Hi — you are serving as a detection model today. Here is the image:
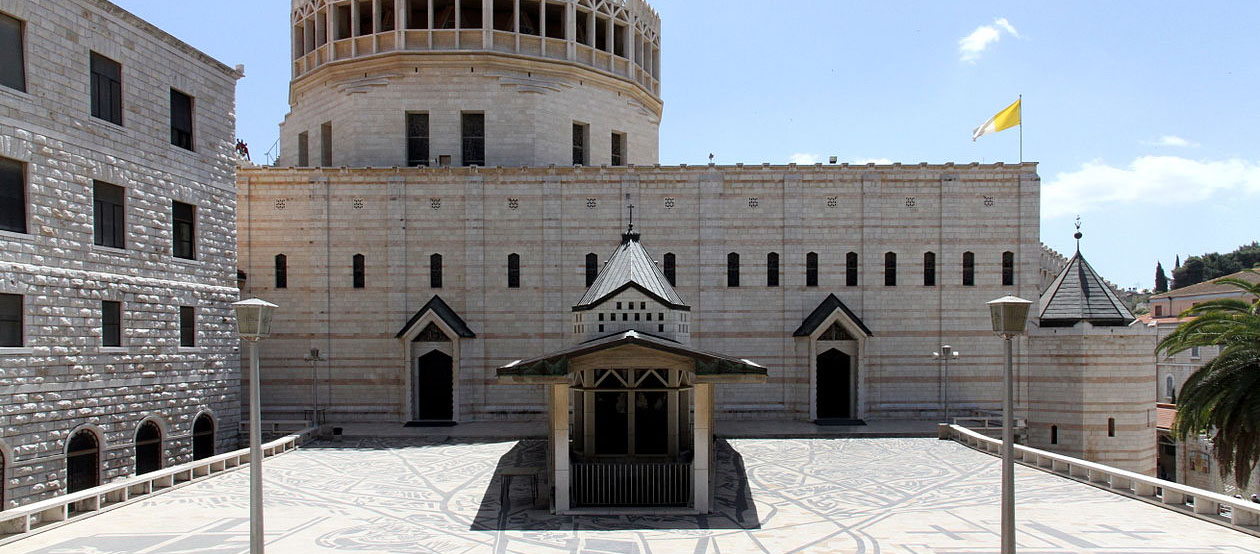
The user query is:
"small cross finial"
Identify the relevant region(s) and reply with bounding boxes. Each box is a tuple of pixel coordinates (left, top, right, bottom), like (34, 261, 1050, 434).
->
(627, 202, 635, 233)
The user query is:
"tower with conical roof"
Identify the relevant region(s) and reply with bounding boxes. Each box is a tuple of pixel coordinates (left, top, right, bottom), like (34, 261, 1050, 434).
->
(1026, 227, 1156, 475)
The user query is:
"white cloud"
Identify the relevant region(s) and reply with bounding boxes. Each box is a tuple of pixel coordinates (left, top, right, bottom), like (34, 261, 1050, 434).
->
(1043, 156, 1260, 218)
(1154, 135, 1196, 147)
(789, 153, 820, 164)
(959, 18, 1020, 63)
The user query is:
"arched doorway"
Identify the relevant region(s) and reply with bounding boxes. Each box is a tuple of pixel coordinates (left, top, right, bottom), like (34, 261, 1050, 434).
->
(816, 348, 852, 420)
(135, 421, 162, 475)
(192, 414, 215, 460)
(66, 430, 100, 493)
(415, 350, 454, 421)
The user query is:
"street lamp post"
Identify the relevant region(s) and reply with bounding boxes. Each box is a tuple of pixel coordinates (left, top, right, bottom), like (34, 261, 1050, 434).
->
(932, 345, 960, 423)
(987, 295, 1032, 554)
(233, 298, 278, 554)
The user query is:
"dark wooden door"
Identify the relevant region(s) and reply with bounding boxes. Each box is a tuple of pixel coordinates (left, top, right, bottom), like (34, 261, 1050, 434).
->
(192, 414, 214, 460)
(416, 350, 454, 421)
(816, 349, 852, 419)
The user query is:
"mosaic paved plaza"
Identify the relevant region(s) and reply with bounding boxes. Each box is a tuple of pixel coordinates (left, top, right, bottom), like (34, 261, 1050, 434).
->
(9, 437, 1260, 553)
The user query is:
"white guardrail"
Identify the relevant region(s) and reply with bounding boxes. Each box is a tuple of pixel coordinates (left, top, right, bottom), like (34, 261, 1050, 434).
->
(941, 424, 1260, 537)
(0, 427, 318, 544)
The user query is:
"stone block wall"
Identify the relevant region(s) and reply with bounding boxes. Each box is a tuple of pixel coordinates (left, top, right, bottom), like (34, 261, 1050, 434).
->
(238, 162, 1042, 426)
(0, 0, 241, 507)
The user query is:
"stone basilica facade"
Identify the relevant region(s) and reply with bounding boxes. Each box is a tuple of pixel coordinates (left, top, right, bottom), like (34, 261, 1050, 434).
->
(239, 0, 1157, 491)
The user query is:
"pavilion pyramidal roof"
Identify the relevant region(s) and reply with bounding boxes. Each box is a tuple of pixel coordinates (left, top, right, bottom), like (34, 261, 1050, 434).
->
(1039, 249, 1135, 325)
(574, 230, 687, 311)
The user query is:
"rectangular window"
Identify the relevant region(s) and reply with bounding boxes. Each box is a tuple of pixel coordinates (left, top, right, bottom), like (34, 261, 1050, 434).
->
(611, 132, 625, 166)
(766, 253, 779, 287)
(275, 254, 288, 288)
(462, 112, 485, 166)
(172, 201, 196, 260)
(102, 300, 121, 347)
(320, 121, 333, 166)
(0, 12, 25, 92)
(572, 123, 587, 165)
(846, 252, 858, 287)
(963, 252, 975, 286)
(352, 254, 365, 288)
(0, 293, 20, 346)
(806, 252, 818, 287)
(93, 181, 125, 249)
(0, 156, 25, 233)
(430, 253, 443, 288)
(406, 113, 430, 166)
(297, 132, 310, 166)
(179, 306, 195, 347)
(90, 52, 123, 125)
(884, 252, 897, 286)
(924, 252, 936, 287)
(507, 253, 520, 288)
(727, 253, 740, 287)
(170, 89, 194, 150)
(1002, 251, 1015, 286)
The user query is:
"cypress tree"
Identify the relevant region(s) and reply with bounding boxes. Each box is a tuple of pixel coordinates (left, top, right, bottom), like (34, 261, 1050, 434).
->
(1154, 262, 1168, 293)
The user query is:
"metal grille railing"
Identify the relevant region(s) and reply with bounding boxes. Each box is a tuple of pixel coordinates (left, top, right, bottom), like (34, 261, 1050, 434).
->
(572, 462, 692, 507)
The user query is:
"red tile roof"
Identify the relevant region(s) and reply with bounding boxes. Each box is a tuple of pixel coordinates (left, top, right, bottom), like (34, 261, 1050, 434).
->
(1156, 403, 1177, 430)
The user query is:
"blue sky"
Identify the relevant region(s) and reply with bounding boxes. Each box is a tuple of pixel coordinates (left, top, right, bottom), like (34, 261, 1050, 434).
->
(114, 0, 1259, 290)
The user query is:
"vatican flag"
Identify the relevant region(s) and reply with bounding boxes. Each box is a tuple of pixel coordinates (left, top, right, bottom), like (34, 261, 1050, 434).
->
(972, 98, 1021, 141)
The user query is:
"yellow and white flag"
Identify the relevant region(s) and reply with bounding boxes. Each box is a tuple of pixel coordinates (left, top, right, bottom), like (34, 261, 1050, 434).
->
(972, 98, 1021, 141)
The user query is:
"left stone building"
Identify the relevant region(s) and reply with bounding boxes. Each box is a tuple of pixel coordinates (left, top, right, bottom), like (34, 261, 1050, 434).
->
(0, 0, 243, 507)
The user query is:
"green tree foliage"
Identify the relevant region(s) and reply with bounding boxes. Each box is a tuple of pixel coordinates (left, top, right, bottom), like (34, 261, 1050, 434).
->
(1157, 270, 1260, 488)
(1154, 262, 1168, 293)
(1171, 242, 1260, 289)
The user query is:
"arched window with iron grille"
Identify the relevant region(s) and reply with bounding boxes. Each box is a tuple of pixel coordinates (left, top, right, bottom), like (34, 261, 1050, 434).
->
(135, 421, 162, 475)
(66, 430, 100, 493)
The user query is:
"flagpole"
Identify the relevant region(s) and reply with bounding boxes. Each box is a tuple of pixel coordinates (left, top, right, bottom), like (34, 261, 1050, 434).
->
(1018, 94, 1023, 164)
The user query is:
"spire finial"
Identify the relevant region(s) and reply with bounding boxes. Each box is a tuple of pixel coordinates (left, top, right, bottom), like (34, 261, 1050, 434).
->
(1073, 216, 1083, 252)
(627, 201, 635, 233)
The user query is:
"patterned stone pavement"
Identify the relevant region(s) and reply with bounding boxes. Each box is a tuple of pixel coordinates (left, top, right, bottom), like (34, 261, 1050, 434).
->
(9, 437, 1260, 553)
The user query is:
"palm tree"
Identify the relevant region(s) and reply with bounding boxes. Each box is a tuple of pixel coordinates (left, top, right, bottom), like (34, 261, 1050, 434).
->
(1156, 269, 1260, 488)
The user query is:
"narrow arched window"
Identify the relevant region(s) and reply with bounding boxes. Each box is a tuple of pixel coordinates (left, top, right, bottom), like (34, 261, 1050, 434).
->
(806, 252, 818, 287)
(192, 414, 215, 460)
(1050, 425, 1059, 445)
(430, 253, 443, 288)
(962, 251, 975, 286)
(924, 252, 936, 286)
(135, 421, 162, 475)
(508, 253, 520, 288)
(1002, 251, 1015, 286)
(1108, 418, 1116, 437)
(766, 252, 779, 287)
(727, 252, 740, 287)
(663, 253, 676, 286)
(846, 252, 858, 286)
(66, 430, 101, 493)
(586, 253, 598, 287)
(352, 253, 365, 288)
(274, 254, 287, 289)
(884, 252, 897, 286)
(1165, 375, 1175, 402)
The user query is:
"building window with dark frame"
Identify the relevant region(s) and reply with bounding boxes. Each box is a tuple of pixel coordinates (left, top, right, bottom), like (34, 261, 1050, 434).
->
(611, 132, 625, 166)
(1107, 417, 1116, 437)
(406, 112, 430, 166)
(430, 253, 443, 288)
(275, 254, 288, 289)
(170, 89, 194, 150)
(1050, 425, 1058, 444)
(352, 254, 365, 288)
(0, 293, 20, 347)
(102, 300, 121, 347)
(884, 252, 897, 286)
(572, 122, 588, 165)
(923, 251, 936, 286)
(90, 52, 123, 126)
(586, 253, 598, 287)
(963, 251, 975, 286)
(0, 12, 25, 93)
(727, 252, 740, 287)
(0, 156, 25, 234)
(806, 252, 818, 287)
(663, 252, 676, 286)
(297, 131, 309, 166)
(320, 121, 332, 166)
(846, 251, 858, 286)
(507, 253, 520, 288)
(462, 112, 485, 167)
(179, 306, 195, 347)
(93, 181, 125, 249)
(766, 252, 779, 287)
(172, 201, 195, 260)
(1002, 251, 1015, 286)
